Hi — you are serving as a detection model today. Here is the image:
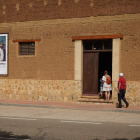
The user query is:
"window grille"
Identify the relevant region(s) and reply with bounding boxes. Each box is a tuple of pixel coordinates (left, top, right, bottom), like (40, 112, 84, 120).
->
(19, 42, 35, 55)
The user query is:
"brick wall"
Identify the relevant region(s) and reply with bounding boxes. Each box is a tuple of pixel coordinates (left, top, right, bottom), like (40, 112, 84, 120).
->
(0, 14, 140, 80)
(0, 0, 140, 23)
(0, 1, 140, 103)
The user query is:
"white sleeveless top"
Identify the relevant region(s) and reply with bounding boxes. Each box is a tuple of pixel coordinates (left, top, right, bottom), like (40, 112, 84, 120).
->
(102, 75, 112, 91)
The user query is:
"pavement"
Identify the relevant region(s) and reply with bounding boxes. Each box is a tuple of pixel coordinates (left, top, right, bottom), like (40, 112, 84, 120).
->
(0, 99, 140, 125)
(0, 99, 140, 113)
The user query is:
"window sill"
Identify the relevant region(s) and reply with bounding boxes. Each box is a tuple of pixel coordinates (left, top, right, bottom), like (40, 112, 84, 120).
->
(17, 55, 36, 57)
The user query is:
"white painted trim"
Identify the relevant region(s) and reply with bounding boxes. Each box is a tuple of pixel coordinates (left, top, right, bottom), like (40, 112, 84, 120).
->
(112, 38, 120, 82)
(74, 40, 83, 81)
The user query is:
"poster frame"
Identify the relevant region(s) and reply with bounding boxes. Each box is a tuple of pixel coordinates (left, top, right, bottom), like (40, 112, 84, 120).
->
(0, 33, 8, 76)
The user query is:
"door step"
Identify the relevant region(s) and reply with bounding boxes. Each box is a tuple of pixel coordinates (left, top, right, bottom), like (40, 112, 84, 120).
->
(77, 96, 113, 104)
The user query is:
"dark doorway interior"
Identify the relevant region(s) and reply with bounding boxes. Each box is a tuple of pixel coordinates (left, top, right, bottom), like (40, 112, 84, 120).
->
(98, 52, 112, 93)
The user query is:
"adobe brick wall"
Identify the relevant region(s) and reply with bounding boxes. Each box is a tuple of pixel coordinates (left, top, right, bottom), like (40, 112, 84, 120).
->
(0, 14, 140, 80)
(0, 0, 140, 23)
(0, 0, 140, 81)
(0, 5, 140, 103)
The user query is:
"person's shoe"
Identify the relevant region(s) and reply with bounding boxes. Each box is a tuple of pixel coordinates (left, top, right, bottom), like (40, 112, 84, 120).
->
(126, 103, 129, 108)
(116, 106, 122, 108)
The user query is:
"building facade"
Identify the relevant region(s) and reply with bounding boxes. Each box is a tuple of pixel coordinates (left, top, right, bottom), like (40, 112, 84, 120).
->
(0, 0, 140, 105)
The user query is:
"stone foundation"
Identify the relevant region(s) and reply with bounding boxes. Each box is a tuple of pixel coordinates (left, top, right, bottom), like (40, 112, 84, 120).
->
(112, 81, 140, 105)
(0, 79, 140, 105)
(0, 79, 82, 102)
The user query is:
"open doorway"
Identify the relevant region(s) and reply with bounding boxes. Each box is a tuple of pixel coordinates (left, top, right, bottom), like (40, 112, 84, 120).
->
(98, 52, 112, 94)
(83, 39, 112, 96)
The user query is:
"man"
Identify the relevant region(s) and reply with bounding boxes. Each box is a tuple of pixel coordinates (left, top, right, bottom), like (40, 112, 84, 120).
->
(117, 73, 129, 108)
(0, 43, 4, 61)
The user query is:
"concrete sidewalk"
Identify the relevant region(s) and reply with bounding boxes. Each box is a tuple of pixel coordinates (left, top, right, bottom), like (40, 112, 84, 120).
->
(0, 99, 140, 112)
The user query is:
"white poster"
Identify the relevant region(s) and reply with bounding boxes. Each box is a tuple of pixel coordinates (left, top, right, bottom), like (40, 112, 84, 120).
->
(0, 34, 8, 75)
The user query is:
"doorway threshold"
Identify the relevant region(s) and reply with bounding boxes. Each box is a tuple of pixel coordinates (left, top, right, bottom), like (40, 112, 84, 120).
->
(81, 95, 99, 99)
(78, 95, 113, 104)
(82, 94, 99, 96)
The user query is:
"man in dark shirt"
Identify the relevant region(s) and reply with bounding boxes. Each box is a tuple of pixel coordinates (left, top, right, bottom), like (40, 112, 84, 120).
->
(117, 73, 129, 108)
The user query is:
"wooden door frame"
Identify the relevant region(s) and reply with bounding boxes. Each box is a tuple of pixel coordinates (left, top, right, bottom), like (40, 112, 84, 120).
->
(74, 37, 121, 98)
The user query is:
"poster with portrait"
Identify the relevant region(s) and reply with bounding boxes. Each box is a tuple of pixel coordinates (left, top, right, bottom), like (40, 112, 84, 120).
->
(0, 34, 8, 75)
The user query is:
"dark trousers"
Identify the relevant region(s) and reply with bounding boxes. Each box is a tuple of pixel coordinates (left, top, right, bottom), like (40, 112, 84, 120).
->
(118, 89, 129, 107)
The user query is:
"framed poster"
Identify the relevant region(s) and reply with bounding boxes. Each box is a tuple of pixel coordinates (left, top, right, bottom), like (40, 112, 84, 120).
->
(0, 34, 8, 75)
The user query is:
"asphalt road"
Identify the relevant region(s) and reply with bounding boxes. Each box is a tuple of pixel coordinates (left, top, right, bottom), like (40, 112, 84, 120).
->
(0, 117, 140, 140)
(0, 105, 140, 140)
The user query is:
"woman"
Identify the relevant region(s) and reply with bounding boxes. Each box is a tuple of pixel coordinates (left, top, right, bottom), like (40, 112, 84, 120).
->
(102, 70, 112, 101)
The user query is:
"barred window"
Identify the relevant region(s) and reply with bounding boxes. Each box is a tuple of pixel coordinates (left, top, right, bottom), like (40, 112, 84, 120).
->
(19, 42, 35, 55)
(83, 39, 112, 51)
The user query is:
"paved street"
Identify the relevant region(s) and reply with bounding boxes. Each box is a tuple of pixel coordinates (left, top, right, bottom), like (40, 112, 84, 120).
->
(0, 103, 140, 140)
(0, 117, 140, 140)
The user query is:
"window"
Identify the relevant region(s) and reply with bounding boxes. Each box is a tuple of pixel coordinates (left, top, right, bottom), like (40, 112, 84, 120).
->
(83, 39, 112, 51)
(104, 40, 112, 50)
(19, 42, 35, 55)
(93, 41, 103, 50)
(83, 42, 92, 50)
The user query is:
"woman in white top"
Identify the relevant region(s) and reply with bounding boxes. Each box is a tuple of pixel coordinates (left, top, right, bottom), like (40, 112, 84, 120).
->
(102, 70, 112, 101)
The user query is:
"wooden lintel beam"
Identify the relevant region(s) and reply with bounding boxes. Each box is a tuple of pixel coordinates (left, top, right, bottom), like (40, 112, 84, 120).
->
(13, 39, 41, 43)
(72, 34, 123, 41)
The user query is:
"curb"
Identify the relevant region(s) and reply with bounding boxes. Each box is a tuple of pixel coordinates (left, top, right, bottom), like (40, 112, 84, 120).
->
(1, 103, 140, 114)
